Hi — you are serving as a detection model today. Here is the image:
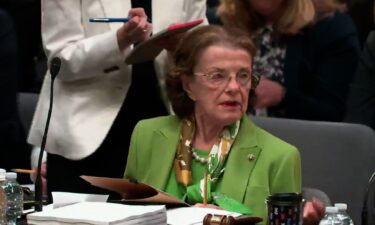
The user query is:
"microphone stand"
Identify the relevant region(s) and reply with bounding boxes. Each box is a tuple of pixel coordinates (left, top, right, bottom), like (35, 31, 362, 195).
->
(34, 57, 61, 212)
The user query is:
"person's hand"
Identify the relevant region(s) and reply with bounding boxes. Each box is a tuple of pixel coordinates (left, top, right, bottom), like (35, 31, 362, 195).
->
(303, 199, 325, 225)
(255, 78, 285, 108)
(31, 162, 48, 197)
(40, 162, 47, 197)
(117, 8, 152, 52)
(194, 203, 222, 210)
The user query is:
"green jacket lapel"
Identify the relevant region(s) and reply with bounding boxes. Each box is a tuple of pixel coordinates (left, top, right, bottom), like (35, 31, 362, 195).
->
(220, 116, 262, 202)
(145, 117, 181, 190)
(143, 115, 262, 202)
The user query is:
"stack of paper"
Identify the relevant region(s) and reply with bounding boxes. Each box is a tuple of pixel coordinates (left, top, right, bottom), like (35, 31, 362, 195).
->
(27, 202, 167, 225)
(51, 192, 109, 208)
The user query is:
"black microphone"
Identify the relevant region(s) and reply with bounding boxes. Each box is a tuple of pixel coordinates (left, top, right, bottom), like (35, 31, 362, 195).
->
(35, 57, 61, 211)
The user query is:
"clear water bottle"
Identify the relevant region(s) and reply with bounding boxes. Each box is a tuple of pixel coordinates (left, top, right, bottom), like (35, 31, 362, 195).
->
(4, 172, 23, 225)
(335, 203, 354, 225)
(0, 169, 7, 225)
(319, 206, 343, 225)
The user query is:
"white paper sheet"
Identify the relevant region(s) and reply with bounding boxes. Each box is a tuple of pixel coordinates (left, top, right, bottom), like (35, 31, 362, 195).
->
(51, 192, 108, 208)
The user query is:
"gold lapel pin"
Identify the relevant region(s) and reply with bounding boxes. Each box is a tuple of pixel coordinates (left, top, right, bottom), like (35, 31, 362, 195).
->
(247, 154, 256, 161)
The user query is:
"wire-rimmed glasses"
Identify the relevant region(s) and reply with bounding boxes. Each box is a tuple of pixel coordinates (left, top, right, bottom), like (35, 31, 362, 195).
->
(194, 69, 260, 89)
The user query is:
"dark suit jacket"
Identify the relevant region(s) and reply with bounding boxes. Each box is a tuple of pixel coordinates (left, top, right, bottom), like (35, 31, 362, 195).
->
(0, 9, 31, 183)
(280, 12, 360, 121)
(345, 31, 375, 129)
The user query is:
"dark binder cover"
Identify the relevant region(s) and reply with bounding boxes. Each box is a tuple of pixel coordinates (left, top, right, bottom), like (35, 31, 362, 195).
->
(125, 19, 204, 64)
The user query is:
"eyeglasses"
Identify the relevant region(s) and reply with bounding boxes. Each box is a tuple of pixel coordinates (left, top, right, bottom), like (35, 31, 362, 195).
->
(194, 69, 259, 88)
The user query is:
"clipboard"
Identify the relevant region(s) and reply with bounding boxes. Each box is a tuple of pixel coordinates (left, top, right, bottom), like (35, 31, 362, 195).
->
(125, 19, 204, 64)
(81, 175, 189, 206)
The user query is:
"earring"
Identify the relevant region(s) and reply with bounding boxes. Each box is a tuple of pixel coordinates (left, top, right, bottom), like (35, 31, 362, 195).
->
(251, 74, 260, 89)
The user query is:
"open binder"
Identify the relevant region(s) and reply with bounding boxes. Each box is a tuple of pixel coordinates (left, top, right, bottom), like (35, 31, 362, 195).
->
(81, 176, 263, 225)
(125, 19, 204, 64)
(81, 175, 189, 206)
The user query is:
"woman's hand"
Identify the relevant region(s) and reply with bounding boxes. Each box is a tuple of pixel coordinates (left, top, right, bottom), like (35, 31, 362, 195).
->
(117, 8, 152, 52)
(255, 78, 285, 108)
(303, 199, 325, 225)
(31, 162, 48, 197)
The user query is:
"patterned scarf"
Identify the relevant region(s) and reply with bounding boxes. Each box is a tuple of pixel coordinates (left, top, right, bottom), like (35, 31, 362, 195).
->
(174, 116, 252, 214)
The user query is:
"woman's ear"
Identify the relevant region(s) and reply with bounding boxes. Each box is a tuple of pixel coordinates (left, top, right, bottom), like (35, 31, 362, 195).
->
(181, 75, 196, 101)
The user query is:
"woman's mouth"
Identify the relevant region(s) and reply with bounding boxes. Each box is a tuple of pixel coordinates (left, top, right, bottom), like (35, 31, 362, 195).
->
(221, 101, 241, 107)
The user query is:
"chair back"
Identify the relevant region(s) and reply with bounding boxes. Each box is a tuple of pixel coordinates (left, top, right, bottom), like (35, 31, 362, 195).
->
(252, 116, 375, 224)
(17, 92, 39, 133)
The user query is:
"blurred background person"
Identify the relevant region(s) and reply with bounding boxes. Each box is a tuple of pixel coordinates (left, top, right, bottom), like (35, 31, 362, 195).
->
(218, 0, 360, 121)
(346, 0, 375, 46)
(0, 8, 31, 184)
(27, 0, 207, 198)
(345, 12, 375, 129)
(0, 0, 45, 93)
(206, 0, 220, 24)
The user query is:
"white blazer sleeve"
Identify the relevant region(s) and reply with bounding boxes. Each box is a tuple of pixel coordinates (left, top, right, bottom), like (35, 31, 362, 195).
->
(184, 0, 209, 25)
(42, 0, 129, 82)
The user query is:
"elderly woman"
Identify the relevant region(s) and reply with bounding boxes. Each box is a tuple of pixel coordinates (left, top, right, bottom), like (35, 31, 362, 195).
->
(218, 0, 359, 121)
(124, 25, 301, 223)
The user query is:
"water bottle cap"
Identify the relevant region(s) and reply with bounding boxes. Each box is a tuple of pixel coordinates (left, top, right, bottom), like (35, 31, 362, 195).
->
(334, 203, 347, 210)
(0, 169, 6, 179)
(325, 206, 339, 213)
(5, 172, 17, 179)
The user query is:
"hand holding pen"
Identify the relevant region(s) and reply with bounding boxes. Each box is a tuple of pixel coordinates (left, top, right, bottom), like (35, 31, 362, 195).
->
(100, 8, 152, 52)
(125, 8, 153, 42)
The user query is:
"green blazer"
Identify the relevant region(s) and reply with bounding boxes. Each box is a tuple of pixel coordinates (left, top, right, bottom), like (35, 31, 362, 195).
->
(124, 115, 301, 223)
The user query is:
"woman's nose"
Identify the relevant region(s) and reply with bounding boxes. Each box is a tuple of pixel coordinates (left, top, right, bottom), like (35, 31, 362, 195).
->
(225, 76, 241, 91)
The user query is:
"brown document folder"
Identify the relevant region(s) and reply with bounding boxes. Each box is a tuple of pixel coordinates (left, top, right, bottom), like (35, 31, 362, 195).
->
(81, 175, 189, 206)
(125, 19, 204, 64)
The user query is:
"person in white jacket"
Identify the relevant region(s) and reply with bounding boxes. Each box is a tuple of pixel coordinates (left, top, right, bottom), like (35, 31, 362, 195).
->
(28, 0, 207, 197)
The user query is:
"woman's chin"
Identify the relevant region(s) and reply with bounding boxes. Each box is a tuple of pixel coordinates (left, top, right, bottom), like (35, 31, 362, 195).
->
(217, 113, 243, 125)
